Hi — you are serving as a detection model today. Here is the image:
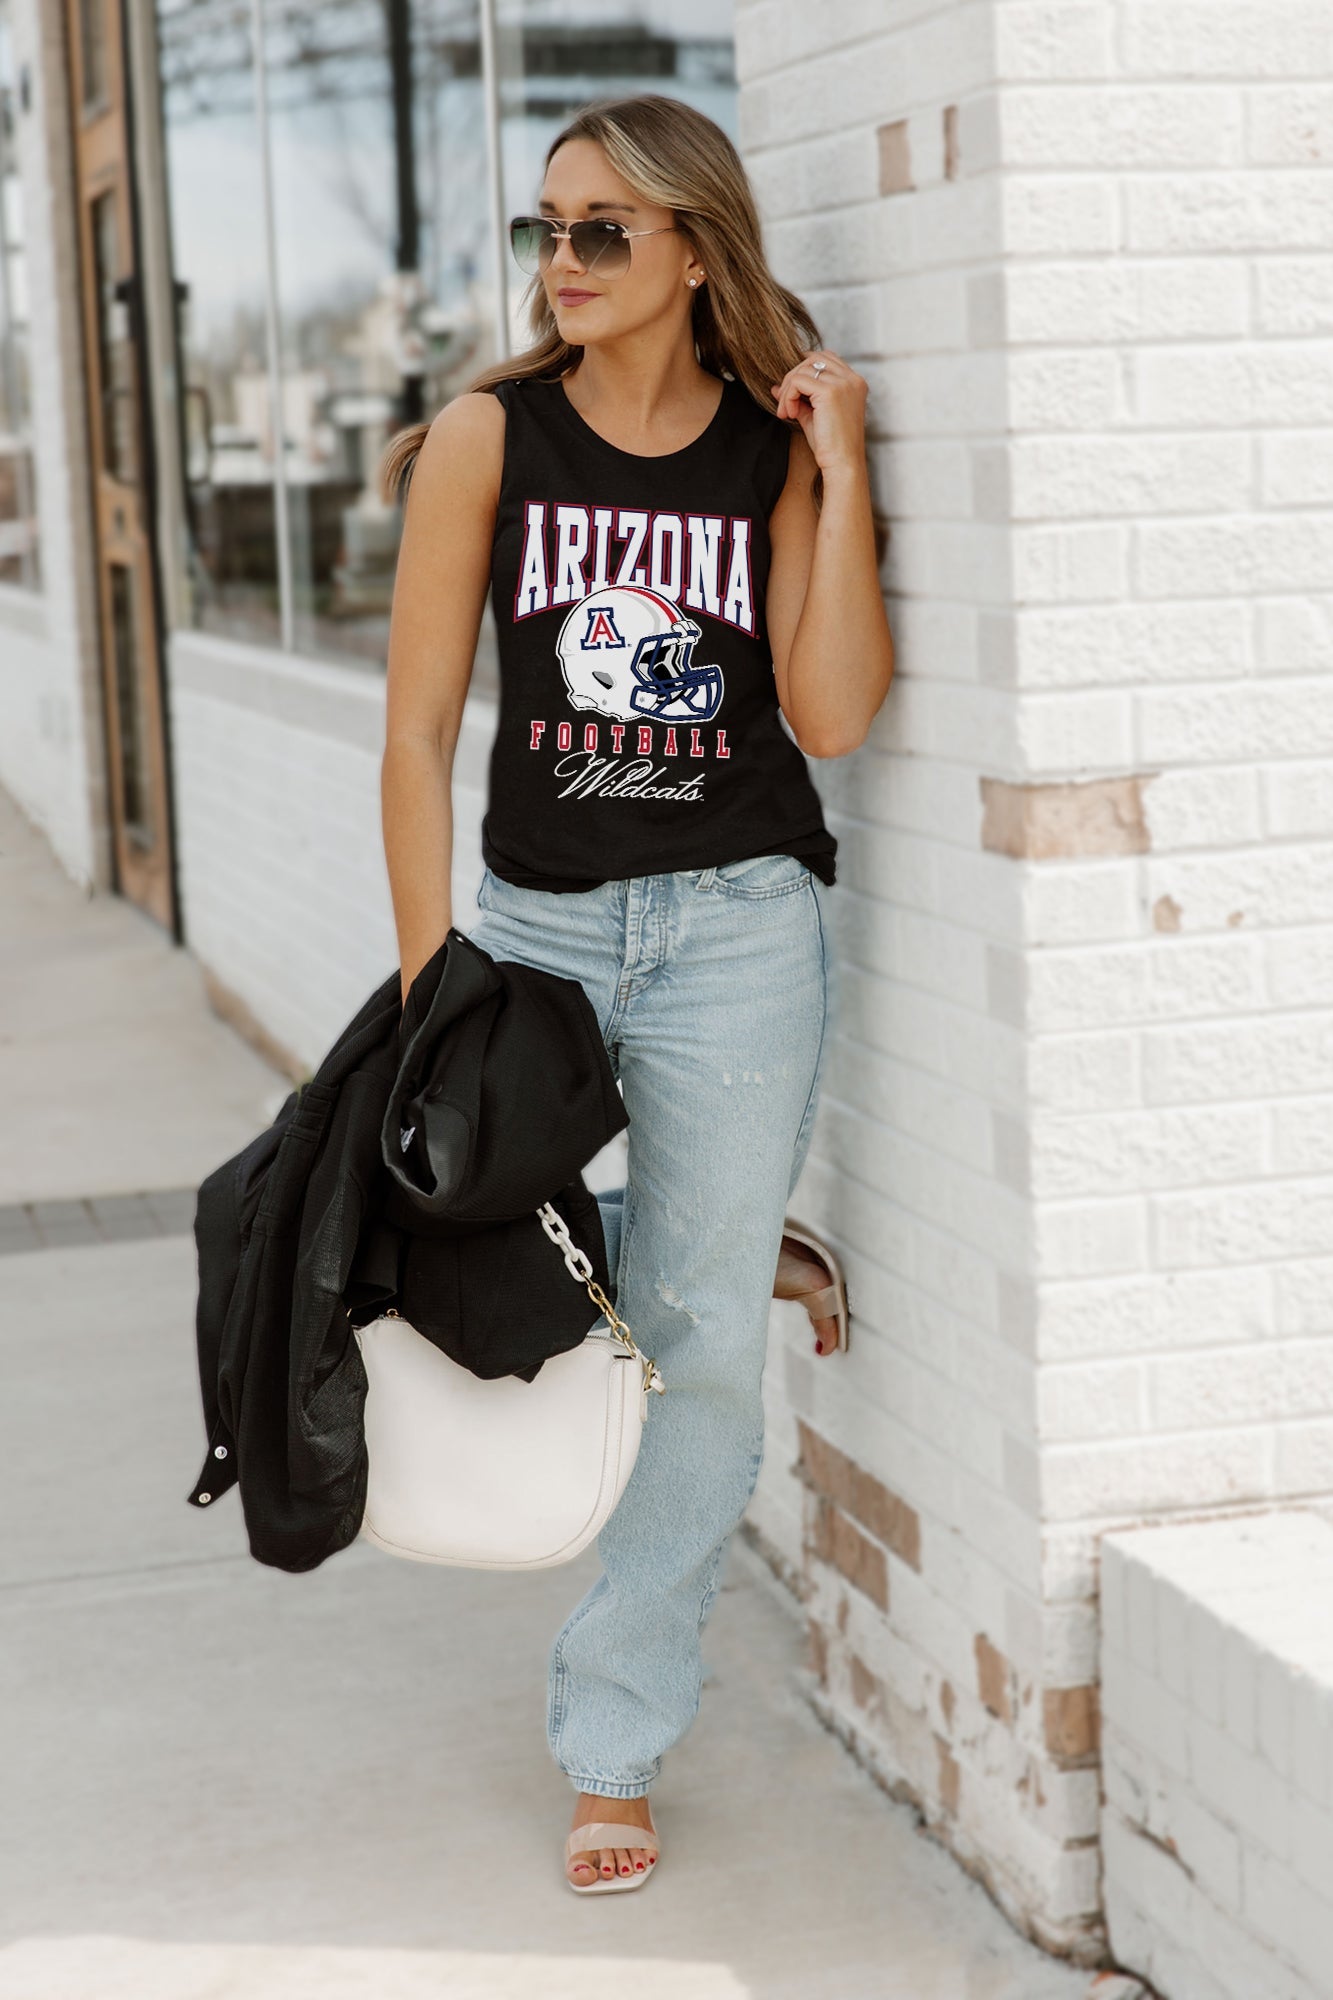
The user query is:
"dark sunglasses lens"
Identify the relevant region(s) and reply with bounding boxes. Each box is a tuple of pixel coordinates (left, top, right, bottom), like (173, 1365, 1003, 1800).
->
(571, 219, 630, 275)
(509, 218, 552, 274)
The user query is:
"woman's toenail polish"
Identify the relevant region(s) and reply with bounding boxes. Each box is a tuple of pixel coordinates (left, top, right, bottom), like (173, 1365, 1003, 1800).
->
(815, 1340, 823, 1352)
(635, 1862, 645, 1870)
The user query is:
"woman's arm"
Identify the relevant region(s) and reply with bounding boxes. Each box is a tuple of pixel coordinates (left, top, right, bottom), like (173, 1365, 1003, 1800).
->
(764, 351, 894, 759)
(382, 390, 505, 1006)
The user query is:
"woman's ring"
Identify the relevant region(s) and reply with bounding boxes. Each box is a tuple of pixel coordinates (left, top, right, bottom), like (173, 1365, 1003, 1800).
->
(811, 359, 826, 376)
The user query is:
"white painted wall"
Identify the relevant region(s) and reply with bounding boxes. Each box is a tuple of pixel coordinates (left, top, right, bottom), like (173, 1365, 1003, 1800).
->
(0, 0, 109, 888)
(167, 632, 493, 1070)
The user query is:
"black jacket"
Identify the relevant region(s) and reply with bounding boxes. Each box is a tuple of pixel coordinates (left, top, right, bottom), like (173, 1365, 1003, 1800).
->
(186, 924, 630, 1573)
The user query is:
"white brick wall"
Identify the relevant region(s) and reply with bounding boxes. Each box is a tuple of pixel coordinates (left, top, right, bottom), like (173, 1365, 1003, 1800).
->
(168, 631, 493, 1071)
(738, 0, 1333, 1964)
(1020, 0, 1333, 1740)
(739, 0, 1087, 1948)
(1101, 1512, 1333, 2000)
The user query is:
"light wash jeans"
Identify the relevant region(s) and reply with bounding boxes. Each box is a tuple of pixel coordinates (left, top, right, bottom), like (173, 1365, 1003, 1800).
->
(467, 850, 838, 1797)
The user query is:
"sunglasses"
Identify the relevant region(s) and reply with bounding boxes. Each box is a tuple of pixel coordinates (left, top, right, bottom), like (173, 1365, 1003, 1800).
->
(508, 215, 679, 280)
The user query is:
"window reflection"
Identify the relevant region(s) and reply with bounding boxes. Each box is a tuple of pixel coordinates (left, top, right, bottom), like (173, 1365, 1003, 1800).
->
(154, 0, 734, 668)
(262, 0, 494, 662)
(91, 190, 138, 484)
(0, 0, 39, 591)
(493, 0, 736, 350)
(78, 0, 111, 112)
(158, 0, 276, 644)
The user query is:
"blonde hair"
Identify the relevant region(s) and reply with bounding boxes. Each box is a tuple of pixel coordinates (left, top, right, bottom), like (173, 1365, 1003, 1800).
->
(380, 92, 832, 516)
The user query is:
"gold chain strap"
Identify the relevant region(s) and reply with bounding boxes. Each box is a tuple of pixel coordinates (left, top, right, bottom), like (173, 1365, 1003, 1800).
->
(536, 1201, 666, 1402)
(347, 1201, 666, 1406)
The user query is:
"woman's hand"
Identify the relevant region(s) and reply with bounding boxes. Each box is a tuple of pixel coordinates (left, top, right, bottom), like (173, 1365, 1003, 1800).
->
(769, 350, 869, 479)
(764, 348, 893, 756)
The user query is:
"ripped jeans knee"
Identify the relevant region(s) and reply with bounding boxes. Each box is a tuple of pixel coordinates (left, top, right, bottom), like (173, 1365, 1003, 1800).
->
(654, 1272, 701, 1326)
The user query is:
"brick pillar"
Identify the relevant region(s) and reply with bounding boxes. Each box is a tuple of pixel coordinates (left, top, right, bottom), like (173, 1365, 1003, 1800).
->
(737, 0, 1333, 1963)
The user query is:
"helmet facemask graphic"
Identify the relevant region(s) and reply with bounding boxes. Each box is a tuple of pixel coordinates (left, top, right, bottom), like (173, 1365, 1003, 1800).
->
(629, 618, 717, 719)
(557, 585, 725, 725)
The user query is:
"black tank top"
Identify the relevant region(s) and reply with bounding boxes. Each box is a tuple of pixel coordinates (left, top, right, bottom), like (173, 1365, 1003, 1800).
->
(479, 369, 838, 893)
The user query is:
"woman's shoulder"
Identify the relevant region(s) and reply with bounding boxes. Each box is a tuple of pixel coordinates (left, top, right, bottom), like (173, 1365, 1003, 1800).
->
(409, 390, 507, 508)
(425, 374, 561, 432)
(427, 386, 509, 438)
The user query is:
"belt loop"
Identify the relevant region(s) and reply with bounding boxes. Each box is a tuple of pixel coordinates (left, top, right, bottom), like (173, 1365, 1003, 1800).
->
(696, 866, 717, 891)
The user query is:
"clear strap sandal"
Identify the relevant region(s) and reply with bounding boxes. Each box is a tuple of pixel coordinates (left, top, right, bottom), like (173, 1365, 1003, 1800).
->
(565, 1818, 660, 1894)
(780, 1215, 852, 1354)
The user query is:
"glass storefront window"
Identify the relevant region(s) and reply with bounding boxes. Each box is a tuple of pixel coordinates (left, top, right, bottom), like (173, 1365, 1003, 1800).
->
(157, 0, 275, 646)
(493, 0, 736, 353)
(0, 0, 40, 592)
(262, 0, 494, 663)
(154, 0, 734, 670)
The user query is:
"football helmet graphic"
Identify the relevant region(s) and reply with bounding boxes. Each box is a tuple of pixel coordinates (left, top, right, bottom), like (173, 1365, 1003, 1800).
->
(556, 584, 724, 724)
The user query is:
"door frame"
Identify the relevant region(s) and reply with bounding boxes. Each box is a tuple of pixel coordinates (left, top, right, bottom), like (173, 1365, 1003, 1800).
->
(64, 0, 181, 940)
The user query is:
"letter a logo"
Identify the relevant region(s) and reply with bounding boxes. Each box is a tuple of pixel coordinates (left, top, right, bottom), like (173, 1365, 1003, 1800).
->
(581, 604, 625, 650)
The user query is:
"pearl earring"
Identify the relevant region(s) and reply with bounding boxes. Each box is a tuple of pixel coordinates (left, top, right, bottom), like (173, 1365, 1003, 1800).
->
(688, 278, 697, 287)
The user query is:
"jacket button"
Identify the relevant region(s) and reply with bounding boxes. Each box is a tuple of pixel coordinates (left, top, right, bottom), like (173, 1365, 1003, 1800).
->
(198, 1492, 212, 1503)
(214, 1445, 228, 1458)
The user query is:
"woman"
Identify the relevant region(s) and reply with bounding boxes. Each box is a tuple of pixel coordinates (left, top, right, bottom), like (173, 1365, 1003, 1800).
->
(378, 92, 893, 1893)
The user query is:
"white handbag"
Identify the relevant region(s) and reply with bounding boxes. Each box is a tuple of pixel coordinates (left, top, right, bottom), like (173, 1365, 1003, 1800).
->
(352, 1198, 666, 1568)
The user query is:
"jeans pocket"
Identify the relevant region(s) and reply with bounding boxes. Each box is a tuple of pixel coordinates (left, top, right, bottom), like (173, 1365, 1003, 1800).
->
(709, 852, 812, 900)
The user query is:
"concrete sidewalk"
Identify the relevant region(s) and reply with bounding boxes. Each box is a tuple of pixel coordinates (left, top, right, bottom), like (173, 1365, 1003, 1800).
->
(0, 788, 1088, 2000)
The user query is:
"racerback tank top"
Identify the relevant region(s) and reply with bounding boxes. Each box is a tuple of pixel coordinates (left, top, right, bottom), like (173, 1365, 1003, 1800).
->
(479, 368, 838, 893)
